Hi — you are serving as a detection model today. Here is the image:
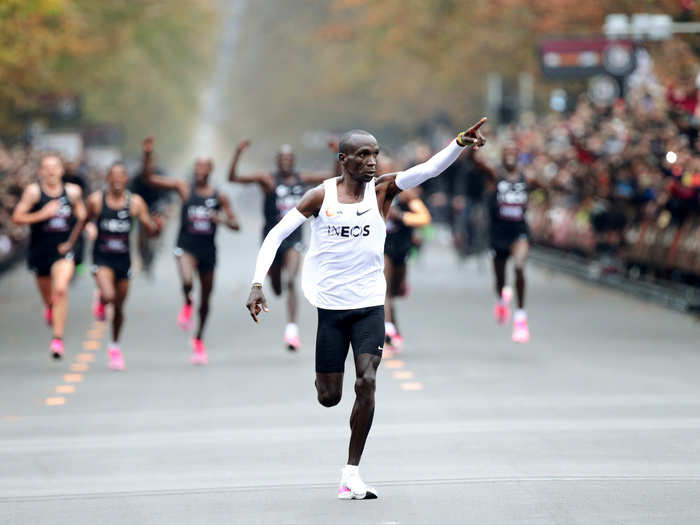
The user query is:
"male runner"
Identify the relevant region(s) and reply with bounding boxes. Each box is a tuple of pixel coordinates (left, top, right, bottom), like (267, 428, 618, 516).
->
(246, 119, 487, 499)
(12, 154, 87, 358)
(229, 140, 338, 351)
(473, 142, 533, 342)
(383, 186, 431, 352)
(85, 162, 161, 370)
(144, 137, 240, 364)
(129, 141, 170, 277)
(377, 155, 431, 352)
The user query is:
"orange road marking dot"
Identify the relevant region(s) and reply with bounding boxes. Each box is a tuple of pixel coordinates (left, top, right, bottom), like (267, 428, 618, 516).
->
(400, 382, 424, 391)
(63, 374, 83, 383)
(56, 385, 76, 394)
(87, 331, 102, 339)
(393, 370, 414, 380)
(83, 341, 100, 350)
(70, 363, 89, 372)
(385, 360, 404, 369)
(45, 397, 66, 406)
(77, 353, 95, 363)
(2, 415, 23, 422)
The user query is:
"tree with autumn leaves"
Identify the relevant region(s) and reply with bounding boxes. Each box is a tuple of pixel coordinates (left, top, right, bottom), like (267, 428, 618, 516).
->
(0, 0, 217, 156)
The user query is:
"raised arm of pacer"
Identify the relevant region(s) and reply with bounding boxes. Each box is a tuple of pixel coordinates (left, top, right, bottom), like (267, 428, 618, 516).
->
(228, 139, 275, 192)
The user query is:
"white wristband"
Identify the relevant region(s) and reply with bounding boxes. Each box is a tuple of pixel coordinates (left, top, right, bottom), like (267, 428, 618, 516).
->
(252, 208, 308, 284)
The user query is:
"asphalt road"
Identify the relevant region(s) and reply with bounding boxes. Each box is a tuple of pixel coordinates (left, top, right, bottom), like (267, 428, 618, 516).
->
(1, 213, 699, 525)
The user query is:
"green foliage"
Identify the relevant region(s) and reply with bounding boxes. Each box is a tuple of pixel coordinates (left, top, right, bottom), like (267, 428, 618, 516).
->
(0, 0, 218, 158)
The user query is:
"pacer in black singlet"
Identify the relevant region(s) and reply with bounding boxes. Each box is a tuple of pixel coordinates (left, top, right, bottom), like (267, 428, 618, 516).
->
(489, 170, 529, 259)
(144, 139, 239, 362)
(473, 142, 533, 342)
(377, 155, 431, 352)
(12, 154, 87, 359)
(84, 161, 160, 370)
(381, 160, 431, 352)
(28, 185, 77, 275)
(228, 140, 338, 351)
(263, 171, 305, 267)
(175, 185, 222, 273)
(93, 191, 133, 281)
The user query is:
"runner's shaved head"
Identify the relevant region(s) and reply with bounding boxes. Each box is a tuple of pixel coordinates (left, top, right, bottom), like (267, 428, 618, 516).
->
(339, 130, 377, 155)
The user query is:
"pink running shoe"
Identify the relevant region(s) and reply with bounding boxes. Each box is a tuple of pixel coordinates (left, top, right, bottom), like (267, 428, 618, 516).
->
(93, 297, 106, 322)
(494, 302, 510, 324)
(512, 317, 530, 343)
(108, 345, 125, 371)
(44, 305, 53, 327)
(285, 333, 301, 352)
(389, 333, 404, 353)
(191, 338, 207, 365)
(177, 304, 193, 332)
(50, 338, 64, 359)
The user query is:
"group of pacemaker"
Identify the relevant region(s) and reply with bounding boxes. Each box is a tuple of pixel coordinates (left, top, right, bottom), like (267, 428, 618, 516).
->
(11, 133, 532, 369)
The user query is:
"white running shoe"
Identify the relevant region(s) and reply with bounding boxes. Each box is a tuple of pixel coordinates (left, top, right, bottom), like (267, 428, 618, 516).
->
(338, 471, 378, 500)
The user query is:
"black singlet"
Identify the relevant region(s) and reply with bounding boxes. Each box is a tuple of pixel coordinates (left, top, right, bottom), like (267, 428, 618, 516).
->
(176, 186, 221, 259)
(29, 185, 76, 256)
(385, 197, 414, 259)
(489, 171, 528, 238)
(262, 172, 305, 244)
(94, 192, 132, 259)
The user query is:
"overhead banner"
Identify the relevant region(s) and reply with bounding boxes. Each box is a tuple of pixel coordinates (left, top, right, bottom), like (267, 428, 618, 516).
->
(539, 38, 637, 79)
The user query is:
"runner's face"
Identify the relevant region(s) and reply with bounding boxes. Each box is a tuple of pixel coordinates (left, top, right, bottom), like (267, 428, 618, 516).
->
(342, 137, 379, 183)
(107, 165, 128, 193)
(194, 159, 212, 184)
(277, 153, 295, 173)
(40, 156, 64, 184)
(503, 145, 518, 170)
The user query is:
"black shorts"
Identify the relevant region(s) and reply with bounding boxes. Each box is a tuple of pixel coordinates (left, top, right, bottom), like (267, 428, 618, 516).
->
(491, 223, 529, 259)
(384, 240, 412, 266)
(92, 254, 132, 281)
(174, 246, 216, 273)
(28, 249, 74, 277)
(315, 305, 385, 373)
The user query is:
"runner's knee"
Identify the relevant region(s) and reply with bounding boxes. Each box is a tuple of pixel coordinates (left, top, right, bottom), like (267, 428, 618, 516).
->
(52, 284, 68, 301)
(354, 374, 376, 401)
(317, 389, 341, 407)
(316, 380, 342, 407)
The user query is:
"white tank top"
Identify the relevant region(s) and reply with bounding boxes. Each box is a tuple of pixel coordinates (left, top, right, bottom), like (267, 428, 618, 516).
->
(302, 177, 386, 310)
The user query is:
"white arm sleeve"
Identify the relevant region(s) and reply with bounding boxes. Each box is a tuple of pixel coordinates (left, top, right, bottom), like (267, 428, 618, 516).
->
(395, 139, 464, 191)
(252, 207, 308, 284)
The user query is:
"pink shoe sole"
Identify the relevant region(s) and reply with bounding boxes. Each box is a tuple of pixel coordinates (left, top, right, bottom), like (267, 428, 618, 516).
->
(285, 335, 301, 352)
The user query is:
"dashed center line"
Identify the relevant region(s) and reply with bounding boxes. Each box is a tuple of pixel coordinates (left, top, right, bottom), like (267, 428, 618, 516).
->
(45, 321, 104, 406)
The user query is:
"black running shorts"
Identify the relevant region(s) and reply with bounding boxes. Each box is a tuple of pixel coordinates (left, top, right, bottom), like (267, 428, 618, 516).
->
(174, 246, 216, 274)
(315, 305, 385, 373)
(28, 249, 74, 277)
(92, 254, 132, 281)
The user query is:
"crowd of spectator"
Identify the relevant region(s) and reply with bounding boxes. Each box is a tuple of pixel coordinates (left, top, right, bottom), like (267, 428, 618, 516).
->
(414, 67, 699, 282)
(0, 143, 36, 269)
(513, 79, 698, 270)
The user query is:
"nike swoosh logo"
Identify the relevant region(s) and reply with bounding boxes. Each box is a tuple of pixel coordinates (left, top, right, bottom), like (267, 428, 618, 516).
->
(357, 209, 370, 216)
